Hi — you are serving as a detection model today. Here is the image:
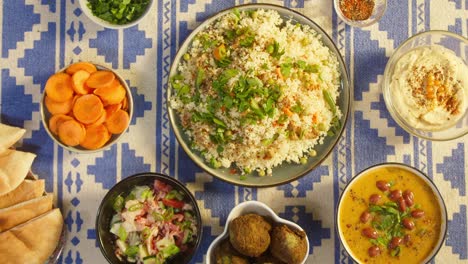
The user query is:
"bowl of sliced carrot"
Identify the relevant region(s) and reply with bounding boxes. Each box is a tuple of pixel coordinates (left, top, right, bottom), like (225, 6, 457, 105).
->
(41, 62, 133, 152)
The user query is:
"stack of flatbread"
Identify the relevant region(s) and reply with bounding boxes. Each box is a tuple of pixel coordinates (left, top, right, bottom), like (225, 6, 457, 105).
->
(0, 123, 64, 264)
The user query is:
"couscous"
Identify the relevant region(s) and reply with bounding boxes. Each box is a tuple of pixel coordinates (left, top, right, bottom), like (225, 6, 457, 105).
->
(170, 9, 342, 176)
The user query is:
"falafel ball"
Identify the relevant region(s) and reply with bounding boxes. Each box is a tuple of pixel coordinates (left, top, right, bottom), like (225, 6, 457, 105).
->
(229, 214, 272, 257)
(215, 239, 250, 264)
(270, 225, 307, 264)
(254, 254, 286, 264)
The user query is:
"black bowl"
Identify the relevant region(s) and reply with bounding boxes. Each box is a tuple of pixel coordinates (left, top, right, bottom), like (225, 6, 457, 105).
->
(95, 172, 203, 264)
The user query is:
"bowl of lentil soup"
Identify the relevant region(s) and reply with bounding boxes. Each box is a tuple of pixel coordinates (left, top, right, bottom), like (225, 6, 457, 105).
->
(336, 163, 447, 263)
(333, 0, 387, 28)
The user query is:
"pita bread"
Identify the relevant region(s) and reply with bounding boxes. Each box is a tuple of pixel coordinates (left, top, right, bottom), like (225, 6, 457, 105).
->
(0, 123, 26, 153)
(0, 149, 36, 195)
(0, 208, 63, 264)
(0, 193, 53, 232)
(0, 179, 45, 209)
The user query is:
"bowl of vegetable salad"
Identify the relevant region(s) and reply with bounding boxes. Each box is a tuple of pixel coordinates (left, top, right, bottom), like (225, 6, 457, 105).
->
(96, 172, 202, 264)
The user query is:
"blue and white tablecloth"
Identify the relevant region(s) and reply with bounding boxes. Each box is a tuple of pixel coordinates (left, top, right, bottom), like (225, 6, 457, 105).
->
(0, 0, 467, 263)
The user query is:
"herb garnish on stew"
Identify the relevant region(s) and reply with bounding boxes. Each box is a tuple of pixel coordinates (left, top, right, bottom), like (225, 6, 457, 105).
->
(360, 180, 427, 258)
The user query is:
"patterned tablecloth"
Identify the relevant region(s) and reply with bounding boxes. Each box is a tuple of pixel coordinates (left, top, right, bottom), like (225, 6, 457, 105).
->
(0, 0, 467, 263)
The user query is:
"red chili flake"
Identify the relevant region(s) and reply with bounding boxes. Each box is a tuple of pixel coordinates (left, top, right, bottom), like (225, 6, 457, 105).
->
(339, 0, 375, 21)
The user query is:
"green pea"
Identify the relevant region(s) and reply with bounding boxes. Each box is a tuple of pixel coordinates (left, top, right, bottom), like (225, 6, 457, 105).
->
(258, 170, 266, 177)
(318, 123, 327, 131)
(266, 45, 274, 54)
(244, 167, 252, 174)
(300, 157, 307, 164)
(309, 149, 317, 157)
(183, 53, 190, 61)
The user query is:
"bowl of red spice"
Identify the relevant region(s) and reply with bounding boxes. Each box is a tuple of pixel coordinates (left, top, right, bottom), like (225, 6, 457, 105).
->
(334, 0, 386, 27)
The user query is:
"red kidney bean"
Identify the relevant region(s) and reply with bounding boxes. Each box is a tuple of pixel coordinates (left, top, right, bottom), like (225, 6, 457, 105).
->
(369, 194, 381, 204)
(368, 246, 381, 257)
(376, 180, 390, 191)
(411, 209, 425, 218)
(360, 211, 371, 223)
(403, 190, 414, 207)
(397, 197, 407, 212)
(362, 227, 378, 239)
(388, 237, 402, 249)
(403, 234, 411, 245)
(389, 190, 402, 201)
(402, 218, 415, 230)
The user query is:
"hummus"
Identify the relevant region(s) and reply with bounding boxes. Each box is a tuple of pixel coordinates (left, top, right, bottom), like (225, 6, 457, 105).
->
(390, 46, 468, 131)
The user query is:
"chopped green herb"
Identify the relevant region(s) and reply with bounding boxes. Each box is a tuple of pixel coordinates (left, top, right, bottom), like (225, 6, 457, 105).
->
(128, 203, 143, 212)
(87, 0, 150, 25)
(113, 195, 124, 212)
(280, 63, 293, 77)
(267, 41, 284, 59)
(239, 33, 256, 47)
(323, 89, 337, 115)
(125, 245, 139, 257)
(195, 69, 205, 89)
(390, 246, 401, 257)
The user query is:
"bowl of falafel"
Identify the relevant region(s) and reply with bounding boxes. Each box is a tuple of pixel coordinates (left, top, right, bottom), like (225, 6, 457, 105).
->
(206, 201, 309, 264)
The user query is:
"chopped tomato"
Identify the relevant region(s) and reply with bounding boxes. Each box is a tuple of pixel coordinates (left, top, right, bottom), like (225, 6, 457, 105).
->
(162, 198, 184, 208)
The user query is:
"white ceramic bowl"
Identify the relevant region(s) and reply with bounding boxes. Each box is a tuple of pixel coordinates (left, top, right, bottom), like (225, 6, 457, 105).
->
(40, 63, 133, 153)
(78, 0, 154, 29)
(206, 201, 309, 264)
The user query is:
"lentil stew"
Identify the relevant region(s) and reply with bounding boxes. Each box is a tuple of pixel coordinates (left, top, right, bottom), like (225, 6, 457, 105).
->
(337, 164, 446, 263)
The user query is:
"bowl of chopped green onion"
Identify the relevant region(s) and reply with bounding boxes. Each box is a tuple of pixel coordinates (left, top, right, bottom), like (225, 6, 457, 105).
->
(79, 0, 153, 29)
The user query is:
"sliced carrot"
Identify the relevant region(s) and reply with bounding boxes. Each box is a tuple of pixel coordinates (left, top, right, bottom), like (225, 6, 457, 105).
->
(105, 103, 122, 117)
(93, 79, 126, 105)
(105, 109, 130, 134)
(213, 44, 226, 60)
(66, 62, 97, 75)
(71, 70, 92, 95)
(45, 73, 74, 102)
(58, 119, 86, 147)
(283, 107, 293, 117)
(121, 96, 128, 111)
(85, 71, 115, 89)
(45, 95, 73, 115)
(48, 114, 73, 135)
(73, 94, 104, 124)
(80, 124, 110, 150)
(86, 110, 106, 128)
(275, 67, 284, 81)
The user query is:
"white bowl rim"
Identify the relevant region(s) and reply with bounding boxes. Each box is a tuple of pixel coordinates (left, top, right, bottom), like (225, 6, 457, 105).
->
(382, 30, 468, 141)
(78, 0, 154, 29)
(206, 200, 310, 264)
(335, 162, 448, 263)
(40, 62, 134, 153)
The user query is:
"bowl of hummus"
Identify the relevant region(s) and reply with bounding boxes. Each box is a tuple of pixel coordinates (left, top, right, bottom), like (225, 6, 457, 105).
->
(383, 30, 468, 140)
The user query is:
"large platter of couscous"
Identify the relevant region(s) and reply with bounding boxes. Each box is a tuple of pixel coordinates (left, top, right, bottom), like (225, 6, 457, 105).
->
(168, 4, 350, 186)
